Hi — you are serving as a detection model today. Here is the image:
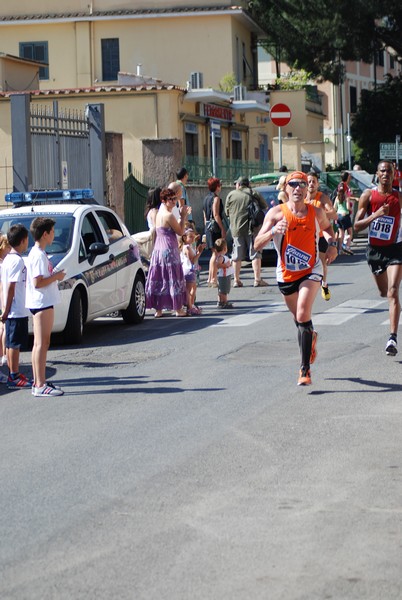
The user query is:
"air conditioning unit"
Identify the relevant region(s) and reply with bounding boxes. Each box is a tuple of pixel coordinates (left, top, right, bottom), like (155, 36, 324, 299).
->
(190, 71, 203, 89)
(233, 85, 247, 101)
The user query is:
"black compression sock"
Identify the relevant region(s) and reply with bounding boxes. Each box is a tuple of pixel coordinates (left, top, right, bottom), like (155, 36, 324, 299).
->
(297, 320, 313, 369)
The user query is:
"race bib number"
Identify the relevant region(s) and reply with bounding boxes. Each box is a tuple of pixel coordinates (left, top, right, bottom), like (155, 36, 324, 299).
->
(285, 244, 311, 272)
(369, 216, 394, 241)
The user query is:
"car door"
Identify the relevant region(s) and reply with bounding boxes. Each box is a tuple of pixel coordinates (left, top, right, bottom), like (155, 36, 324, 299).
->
(93, 208, 134, 307)
(79, 210, 117, 316)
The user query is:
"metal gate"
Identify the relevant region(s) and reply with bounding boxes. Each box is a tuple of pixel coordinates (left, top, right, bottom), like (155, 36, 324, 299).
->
(124, 173, 149, 233)
(31, 101, 90, 190)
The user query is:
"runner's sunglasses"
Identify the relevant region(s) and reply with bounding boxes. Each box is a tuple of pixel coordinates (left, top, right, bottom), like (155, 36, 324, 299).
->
(287, 180, 307, 189)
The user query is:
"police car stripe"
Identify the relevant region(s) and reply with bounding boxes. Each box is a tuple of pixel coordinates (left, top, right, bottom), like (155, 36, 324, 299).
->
(58, 248, 141, 289)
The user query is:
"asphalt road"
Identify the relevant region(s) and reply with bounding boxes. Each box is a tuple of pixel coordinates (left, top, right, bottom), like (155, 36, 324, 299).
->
(1, 241, 402, 600)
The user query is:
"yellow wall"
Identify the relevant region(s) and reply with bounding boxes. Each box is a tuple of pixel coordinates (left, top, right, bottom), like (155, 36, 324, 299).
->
(0, 1, 242, 17)
(0, 23, 82, 88)
(0, 13, 254, 90)
(0, 2, 272, 186)
(0, 59, 39, 92)
(0, 88, 185, 193)
(92, 15, 247, 88)
(0, 102, 13, 197)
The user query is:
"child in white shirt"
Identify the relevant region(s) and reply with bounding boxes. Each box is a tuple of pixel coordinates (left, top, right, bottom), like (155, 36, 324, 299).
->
(214, 238, 234, 309)
(180, 229, 205, 315)
(0, 234, 10, 369)
(25, 217, 66, 397)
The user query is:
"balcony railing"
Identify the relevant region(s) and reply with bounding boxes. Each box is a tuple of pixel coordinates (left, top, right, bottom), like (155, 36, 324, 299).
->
(184, 156, 274, 184)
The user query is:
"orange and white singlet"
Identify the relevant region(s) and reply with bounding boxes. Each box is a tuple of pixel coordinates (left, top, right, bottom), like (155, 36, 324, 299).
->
(306, 191, 324, 238)
(306, 191, 322, 208)
(275, 202, 322, 283)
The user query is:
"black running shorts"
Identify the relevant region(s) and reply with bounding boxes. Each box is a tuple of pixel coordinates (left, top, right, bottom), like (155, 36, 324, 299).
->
(278, 272, 322, 296)
(367, 243, 402, 276)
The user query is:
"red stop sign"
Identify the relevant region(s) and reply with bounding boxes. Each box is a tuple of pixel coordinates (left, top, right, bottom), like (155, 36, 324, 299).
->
(270, 103, 292, 127)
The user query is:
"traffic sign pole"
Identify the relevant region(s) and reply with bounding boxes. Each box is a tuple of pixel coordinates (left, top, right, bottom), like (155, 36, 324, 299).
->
(270, 103, 292, 169)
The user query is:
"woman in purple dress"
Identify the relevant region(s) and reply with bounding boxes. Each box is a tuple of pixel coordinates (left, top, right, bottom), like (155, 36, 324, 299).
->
(145, 187, 190, 317)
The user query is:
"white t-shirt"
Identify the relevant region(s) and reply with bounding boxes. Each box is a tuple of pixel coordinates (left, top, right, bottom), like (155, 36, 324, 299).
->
(180, 245, 194, 276)
(1, 252, 29, 318)
(25, 245, 60, 309)
(217, 254, 234, 278)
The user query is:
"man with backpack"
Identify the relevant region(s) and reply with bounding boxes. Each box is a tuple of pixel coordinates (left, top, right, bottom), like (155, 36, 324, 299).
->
(225, 176, 268, 288)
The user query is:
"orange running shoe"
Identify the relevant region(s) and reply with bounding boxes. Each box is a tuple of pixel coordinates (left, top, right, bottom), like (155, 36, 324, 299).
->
(310, 331, 318, 364)
(297, 368, 312, 386)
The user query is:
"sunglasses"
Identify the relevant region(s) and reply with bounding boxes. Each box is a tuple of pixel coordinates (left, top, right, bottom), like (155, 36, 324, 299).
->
(287, 181, 307, 189)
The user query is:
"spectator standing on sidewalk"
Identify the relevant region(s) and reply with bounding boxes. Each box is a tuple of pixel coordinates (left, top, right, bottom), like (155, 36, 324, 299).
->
(203, 177, 226, 287)
(334, 183, 354, 255)
(354, 160, 402, 356)
(214, 238, 234, 309)
(179, 228, 205, 315)
(1, 225, 30, 388)
(145, 188, 190, 318)
(25, 217, 66, 396)
(334, 170, 356, 253)
(176, 167, 193, 222)
(0, 234, 11, 367)
(225, 176, 268, 288)
(144, 187, 161, 230)
(276, 176, 287, 204)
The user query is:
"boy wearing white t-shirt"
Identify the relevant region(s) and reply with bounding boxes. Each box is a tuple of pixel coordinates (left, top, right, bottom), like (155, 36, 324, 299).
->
(26, 217, 66, 397)
(214, 238, 235, 309)
(1, 224, 30, 388)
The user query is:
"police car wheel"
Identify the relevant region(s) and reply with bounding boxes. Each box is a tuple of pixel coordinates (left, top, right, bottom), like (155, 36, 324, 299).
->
(121, 273, 146, 324)
(63, 289, 84, 344)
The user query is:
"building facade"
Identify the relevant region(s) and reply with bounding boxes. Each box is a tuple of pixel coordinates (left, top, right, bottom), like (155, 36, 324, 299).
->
(0, 0, 327, 197)
(259, 45, 402, 169)
(0, 1, 279, 192)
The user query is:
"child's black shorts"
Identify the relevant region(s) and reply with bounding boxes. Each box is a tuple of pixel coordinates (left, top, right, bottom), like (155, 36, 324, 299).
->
(5, 317, 29, 350)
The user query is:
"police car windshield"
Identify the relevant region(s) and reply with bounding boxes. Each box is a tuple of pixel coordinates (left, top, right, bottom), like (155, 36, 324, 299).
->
(0, 215, 74, 255)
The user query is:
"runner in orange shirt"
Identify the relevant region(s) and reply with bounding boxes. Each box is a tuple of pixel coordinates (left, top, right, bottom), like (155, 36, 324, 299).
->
(306, 171, 338, 301)
(254, 171, 338, 386)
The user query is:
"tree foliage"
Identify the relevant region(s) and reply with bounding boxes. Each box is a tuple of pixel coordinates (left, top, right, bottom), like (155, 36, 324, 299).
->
(219, 73, 237, 93)
(274, 69, 312, 89)
(249, 0, 402, 83)
(351, 74, 402, 170)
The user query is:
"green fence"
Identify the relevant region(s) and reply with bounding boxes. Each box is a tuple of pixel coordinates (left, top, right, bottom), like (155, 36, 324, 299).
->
(124, 173, 149, 234)
(184, 156, 274, 184)
(322, 171, 360, 195)
(323, 171, 341, 192)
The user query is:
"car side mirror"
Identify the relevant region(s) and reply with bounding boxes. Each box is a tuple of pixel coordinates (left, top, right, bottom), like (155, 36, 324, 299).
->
(89, 242, 109, 254)
(88, 242, 109, 265)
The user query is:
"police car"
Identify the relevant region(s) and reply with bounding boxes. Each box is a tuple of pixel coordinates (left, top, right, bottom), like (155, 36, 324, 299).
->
(0, 189, 146, 344)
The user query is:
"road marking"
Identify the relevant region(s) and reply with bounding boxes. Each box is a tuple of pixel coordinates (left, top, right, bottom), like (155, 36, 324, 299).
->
(212, 299, 387, 328)
(212, 303, 286, 327)
(313, 299, 386, 325)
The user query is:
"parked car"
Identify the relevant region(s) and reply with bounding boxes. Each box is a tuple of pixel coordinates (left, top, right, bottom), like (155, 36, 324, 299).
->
(253, 184, 281, 209)
(252, 184, 280, 265)
(249, 172, 283, 185)
(0, 188, 146, 344)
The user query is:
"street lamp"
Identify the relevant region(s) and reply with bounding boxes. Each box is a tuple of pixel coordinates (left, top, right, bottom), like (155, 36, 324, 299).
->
(337, 49, 345, 166)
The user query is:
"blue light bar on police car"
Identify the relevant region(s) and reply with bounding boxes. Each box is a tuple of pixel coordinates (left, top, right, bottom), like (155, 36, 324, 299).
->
(5, 188, 94, 203)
